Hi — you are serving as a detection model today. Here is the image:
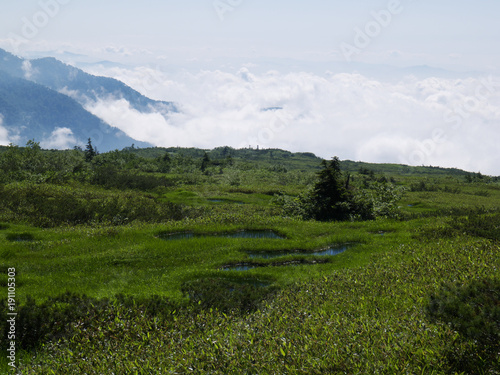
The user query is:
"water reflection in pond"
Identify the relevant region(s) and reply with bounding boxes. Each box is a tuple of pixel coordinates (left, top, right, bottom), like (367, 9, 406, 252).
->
(207, 199, 245, 204)
(222, 259, 330, 271)
(6, 233, 35, 242)
(247, 243, 353, 259)
(226, 265, 259, 271)
(222, 244, 354, 271)
(158, 230, 285, 240)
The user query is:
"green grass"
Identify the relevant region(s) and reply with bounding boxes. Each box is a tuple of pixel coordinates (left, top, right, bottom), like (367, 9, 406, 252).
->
(1, 217, 407, 303)
(1, 146, 499, 373)
(7, 235, 499, 374)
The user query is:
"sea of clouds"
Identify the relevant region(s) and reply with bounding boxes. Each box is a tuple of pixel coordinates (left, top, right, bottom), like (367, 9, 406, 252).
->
(79, 66, 500, 175)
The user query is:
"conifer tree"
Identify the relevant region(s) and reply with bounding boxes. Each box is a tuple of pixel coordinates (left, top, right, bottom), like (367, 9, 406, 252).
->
(84, 138, 96, 162)
(309, 157, 352, 221)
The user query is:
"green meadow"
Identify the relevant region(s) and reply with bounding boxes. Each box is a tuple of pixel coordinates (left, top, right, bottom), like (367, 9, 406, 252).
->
(0, 144, 499, 374)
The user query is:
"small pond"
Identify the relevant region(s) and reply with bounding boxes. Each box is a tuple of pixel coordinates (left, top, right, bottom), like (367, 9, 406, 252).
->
(207, 199, 245, 204)
(6, 233, 35, 242)
(224, 264, 258, 271)
(222, 259, 330, 271)
(246, 243, 352, 259)
(158, 230, 285, 240)
(221, 243, 355, 271)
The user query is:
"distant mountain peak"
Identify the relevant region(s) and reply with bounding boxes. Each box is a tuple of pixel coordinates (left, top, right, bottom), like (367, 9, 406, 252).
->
(0, 48, 178, 115)
(0, 48, 172, 150)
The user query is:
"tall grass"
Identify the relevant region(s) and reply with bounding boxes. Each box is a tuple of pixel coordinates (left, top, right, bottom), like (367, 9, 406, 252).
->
(11, 236, 499, 374)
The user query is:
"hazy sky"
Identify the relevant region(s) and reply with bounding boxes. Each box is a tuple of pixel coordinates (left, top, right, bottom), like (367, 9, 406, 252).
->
(2, 0, 499, 70)
(1, 1, 499, 174)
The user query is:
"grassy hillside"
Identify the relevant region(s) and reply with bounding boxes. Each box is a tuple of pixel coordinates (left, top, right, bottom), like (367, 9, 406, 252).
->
(0, 143, 499, 374)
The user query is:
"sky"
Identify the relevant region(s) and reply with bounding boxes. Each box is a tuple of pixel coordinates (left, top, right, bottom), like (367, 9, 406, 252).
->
(1, 0, 499, 174)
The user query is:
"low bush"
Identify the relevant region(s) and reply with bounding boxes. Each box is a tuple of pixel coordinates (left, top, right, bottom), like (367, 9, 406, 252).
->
(114, 293, 177, 318)
(5, 233, 35, 242)
(0, 293, 102, 351)
(91, 165, 175, 191)
(0, 183, 197, 227)
(451, 212, 500, 241)
(181, 277, 277, 313)
(0, 292, 177, 352)
(427, 278, 500, 373)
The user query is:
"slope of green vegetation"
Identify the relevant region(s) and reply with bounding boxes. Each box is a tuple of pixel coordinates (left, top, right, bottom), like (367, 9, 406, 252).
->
(0, 141, 499, 374)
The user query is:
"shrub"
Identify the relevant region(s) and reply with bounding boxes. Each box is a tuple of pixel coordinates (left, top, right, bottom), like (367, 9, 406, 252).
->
(5, 233, 35, 242)
(0, 293, 101, 350)
(0, 183, 195, 227)
(427, 278, 500, 372)
(92, 165, 175, 190)
(114, 294, 177, 318)
(0, 292, 177, 351)
(451, 212, 500, 241)
(181, 277, 276, 313)
(272, 191, 310, 218)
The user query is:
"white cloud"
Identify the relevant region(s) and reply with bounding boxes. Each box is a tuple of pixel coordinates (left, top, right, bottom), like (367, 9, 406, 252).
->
(101, 46, 133, 57)
(22, 60, 36, 79)
(58, 87, 86, 102)
(0, 114, 9, 145)
(40, 127, 78, 149)
(84, 67, 500, 175)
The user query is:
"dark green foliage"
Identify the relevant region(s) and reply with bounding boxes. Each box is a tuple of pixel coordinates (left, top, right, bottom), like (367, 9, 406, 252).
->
(84, 138, 97, 162)
(306, 157, 376, 221)
(156, 152, 172, 173)
(428, 279, 500, 346)
(309, 157, 353, 221)
(114, 294, 177, 318)
(91, 164, 174, 190)
(201, 152, 211, 172)
(465, 172, 490, 183)
(182, 277, 276, 313)
(360, 167, 376, 179)
(0, 142, 87, 183)
(273, 159, 405, 221)
(409, 180, 440, 192)
(451, 212, 500, 241)
(0, 292, 177, 352)
(0, 183, 192, 227)
(427, 278, 500, 372)
(5, 232, 35, 242)
(416, 210, 500, 241)
(0, 293, 100, 350)
(272, 191, 310, 218)
(0, 141, 48, 181)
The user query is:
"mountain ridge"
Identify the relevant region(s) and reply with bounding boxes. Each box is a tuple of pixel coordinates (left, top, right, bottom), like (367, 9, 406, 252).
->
(0, 69, 146, 150)
(0, 49, 177, 115)
(0, 48, 180, 150)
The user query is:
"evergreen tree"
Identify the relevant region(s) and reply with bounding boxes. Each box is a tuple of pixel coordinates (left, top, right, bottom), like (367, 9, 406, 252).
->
(162, 152, 171, 163)
(157, 152, 171, 173)
(84, 138, 96, 162)
(309, 157, 353, 221)
(201, 152, 210, 172)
